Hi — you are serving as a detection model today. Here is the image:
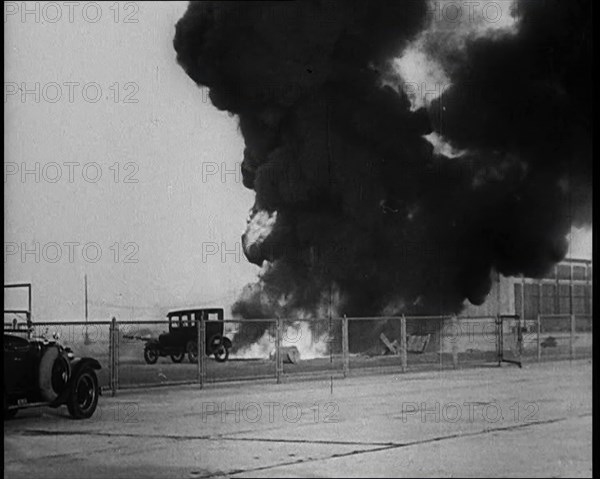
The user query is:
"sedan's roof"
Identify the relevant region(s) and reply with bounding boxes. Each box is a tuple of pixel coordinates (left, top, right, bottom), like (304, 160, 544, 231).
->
(167, 308, 223, 316)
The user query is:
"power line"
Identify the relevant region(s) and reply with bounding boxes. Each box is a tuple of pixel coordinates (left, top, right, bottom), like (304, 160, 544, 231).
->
(88, 290, 242, 311)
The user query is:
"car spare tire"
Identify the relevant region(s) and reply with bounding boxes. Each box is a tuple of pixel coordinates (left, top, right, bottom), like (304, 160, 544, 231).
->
(39, 346, 71, 402)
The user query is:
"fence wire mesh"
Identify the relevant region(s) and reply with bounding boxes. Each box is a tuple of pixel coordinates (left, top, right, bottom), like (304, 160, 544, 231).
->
(117, 320, 201, 389)
(4, 313, 592, 394)
(346, 317, 405, 373)
(210, 319, 277, 383)
(29, 322, 112, 391)
(445, 316, 498, 366)
(279, 318, 344, 380)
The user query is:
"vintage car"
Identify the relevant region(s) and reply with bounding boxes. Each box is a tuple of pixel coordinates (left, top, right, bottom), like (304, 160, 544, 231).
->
(4, 331, 101, 419)
(140, 308, 232, 364)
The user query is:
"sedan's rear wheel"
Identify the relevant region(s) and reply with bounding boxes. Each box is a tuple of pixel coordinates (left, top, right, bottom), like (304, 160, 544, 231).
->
(209, 335, 229, 362)
(214, 345, 229, 363)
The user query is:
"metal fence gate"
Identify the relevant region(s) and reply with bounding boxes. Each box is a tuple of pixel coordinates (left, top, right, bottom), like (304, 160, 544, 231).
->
(496, 314, 523, 367)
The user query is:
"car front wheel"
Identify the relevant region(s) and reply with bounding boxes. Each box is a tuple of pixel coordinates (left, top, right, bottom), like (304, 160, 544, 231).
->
(67, 367, 99, 419)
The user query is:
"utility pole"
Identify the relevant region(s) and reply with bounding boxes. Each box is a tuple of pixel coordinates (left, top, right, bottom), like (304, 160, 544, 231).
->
(84, 274, 90, 344)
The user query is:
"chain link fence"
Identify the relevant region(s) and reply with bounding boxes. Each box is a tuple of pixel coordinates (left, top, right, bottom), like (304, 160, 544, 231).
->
(535, 314, 593, 361)
(278, 318, 345, 380)
(27, 321, 112, 391)
(211, 318, 278, 383)
(4, 313, 592, 395)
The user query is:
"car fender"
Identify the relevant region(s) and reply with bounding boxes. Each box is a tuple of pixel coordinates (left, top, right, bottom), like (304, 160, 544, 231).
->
(145, 338, 160, 349)
(70, 357, 102, 373)
(50, 358, 102, 407)
(223, 337, 232, 349)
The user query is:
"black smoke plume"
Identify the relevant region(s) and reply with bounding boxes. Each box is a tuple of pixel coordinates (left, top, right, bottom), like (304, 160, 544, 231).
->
(174, 1, 592, 350)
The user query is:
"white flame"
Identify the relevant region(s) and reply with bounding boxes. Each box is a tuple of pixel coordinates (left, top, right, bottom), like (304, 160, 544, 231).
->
(243, 210, 278, 251)
(234, 321, 329, 360)
(232, 284, 343, 360)
(282, 322, 330, 359)
(232, 329, 275, 360)
(387, 0, 519, 111)
(233, 321, 330, 360)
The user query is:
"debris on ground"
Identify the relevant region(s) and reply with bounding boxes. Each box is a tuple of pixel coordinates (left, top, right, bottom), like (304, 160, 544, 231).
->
(269, 346, 301, 363)
(407, 334, 431, 354)
(380, 333, 400, 355)
(379, 333, 432, 355)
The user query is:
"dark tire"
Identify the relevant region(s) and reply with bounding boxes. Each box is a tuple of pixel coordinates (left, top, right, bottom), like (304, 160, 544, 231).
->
(170, 352, 185, 363)
(144, 347, 159, 365)
(209, 335, 229, 363)
(4, 393, 17, 419)
(67, 367, 99, 419)
(4, 408, 18, 419)
(186, 341, 198, 364)
(214, 345, 229, 363)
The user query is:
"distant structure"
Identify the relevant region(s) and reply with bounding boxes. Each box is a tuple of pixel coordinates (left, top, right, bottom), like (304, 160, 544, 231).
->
(463, 258, 593, 319)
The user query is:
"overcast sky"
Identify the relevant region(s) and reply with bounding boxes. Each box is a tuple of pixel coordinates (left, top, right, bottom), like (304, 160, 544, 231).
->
(4, 1, 592, 321)
(4, 2, 257, 320)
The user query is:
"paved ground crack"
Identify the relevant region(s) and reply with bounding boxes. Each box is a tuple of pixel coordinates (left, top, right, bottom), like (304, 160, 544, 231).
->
(211, 413, 593, 478)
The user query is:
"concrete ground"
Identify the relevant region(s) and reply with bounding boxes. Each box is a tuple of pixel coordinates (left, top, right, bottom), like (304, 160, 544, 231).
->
(4, 359, 592, 478)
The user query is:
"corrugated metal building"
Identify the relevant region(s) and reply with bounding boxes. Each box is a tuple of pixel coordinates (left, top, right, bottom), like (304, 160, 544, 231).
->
(463, 258, 593, 319)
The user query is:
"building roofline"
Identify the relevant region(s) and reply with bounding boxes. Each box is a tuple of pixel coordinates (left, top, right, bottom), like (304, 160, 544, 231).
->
(562, 257, 592, 264)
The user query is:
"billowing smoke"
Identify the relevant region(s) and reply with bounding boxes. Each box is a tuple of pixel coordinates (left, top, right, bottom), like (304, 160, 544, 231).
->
(174, 1, 592, 350)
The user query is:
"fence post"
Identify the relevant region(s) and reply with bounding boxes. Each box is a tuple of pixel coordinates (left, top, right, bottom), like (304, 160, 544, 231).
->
(108, 319, 113, 396)
(496, 314, 502, 367)
(196, 316, 201, 388)
(451, 315, 458, 369)
(115, 318, 119, 391)
(109, 317, 117, 397)
(198, 315, 206, 388)
(570, 314, 575, 360)
(275, 318, 283, 384)
(342, 315, 349, 378)
(438, 317, 443, 369)
(536, 314, 541, 362)
(400, 315, 407, 373)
